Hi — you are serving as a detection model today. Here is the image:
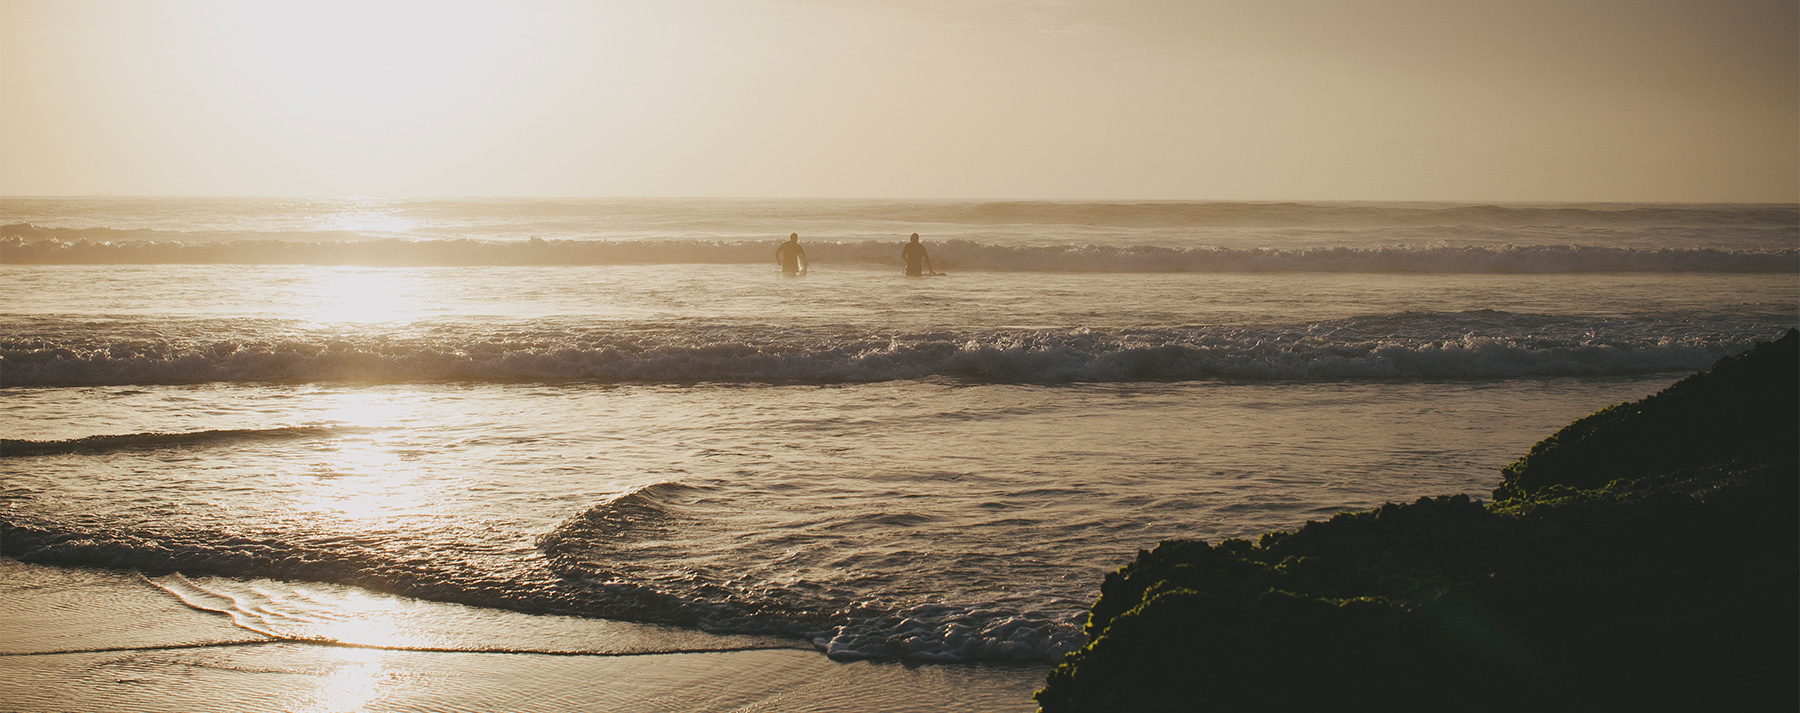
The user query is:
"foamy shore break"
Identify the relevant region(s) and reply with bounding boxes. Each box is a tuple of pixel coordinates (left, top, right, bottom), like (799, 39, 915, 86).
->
(1037, 330, 1798, 712)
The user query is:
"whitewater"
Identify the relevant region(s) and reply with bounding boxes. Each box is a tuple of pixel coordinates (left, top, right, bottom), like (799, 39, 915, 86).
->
(3, 198, 1796, 675)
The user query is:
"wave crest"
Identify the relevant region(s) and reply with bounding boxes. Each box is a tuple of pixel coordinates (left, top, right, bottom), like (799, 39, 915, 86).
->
(536, 485, 1085, 662)
(539, 482, 701, 561)
(1, 320, 1766, 386)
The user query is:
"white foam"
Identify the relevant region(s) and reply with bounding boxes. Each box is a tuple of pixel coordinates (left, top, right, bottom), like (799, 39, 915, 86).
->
(815, 605, 1084, 662)
(1, 319, 1763, 386)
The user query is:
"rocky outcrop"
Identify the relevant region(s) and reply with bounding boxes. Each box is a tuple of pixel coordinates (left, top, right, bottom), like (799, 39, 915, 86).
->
(1037, 330, 1798, 712)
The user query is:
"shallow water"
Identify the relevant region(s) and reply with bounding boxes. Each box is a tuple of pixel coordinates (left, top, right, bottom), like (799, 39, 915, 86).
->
(2, 374, 1679, 663)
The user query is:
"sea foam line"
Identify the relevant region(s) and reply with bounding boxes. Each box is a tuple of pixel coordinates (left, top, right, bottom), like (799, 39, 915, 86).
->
(0, 329, 1759, 386)
(3, 515, 1071, 663)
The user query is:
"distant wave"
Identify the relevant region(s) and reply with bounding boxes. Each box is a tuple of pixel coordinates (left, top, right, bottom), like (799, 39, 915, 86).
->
(1, 223, 375, 244)
(2, 317, 1769, 386)
(10, 199, 1796, 233)
(3, 233, 1794, 273)
(384, 198, 1799, 228)
(863, 200, 1800, 229)
(919, 241, 1794, 273)
(2, 426, 344, 457)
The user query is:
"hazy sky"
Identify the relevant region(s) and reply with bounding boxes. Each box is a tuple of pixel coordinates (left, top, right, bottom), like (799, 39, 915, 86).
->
(2, 0, 1795, 201)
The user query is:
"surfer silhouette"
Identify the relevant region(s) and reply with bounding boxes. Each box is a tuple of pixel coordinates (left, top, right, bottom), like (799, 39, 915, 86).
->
(901, 233, 937, 276)
(775, 233, 809, 275)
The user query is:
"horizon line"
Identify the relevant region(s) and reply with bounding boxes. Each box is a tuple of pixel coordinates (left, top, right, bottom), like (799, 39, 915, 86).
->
(3, 195, 1796, 207)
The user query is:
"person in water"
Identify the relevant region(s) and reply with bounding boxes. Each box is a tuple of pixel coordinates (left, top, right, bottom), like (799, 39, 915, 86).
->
(901, 233, 936, 276)
(775, 233, 809, 275)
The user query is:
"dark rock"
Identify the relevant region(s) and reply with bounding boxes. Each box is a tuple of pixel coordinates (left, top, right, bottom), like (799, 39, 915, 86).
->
(1037, 330, 1798, 713)
(1495, 328, 1797, 500)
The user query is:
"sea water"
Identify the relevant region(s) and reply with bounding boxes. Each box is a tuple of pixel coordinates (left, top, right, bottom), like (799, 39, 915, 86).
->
(2, 199, 1795, 688)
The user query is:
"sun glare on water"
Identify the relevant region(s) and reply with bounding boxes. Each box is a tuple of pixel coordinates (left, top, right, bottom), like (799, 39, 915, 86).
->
(298, 391, 436, 521)
(314, 646, 390, 713)
(320, 205, 419, 236)
(274, 588, 409, 712)
(303, 266, 428, 323)
(306, 440, 430, 520)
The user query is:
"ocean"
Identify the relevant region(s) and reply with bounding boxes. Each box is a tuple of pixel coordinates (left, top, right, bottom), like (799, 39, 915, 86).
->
(2, 198, 1796, 709)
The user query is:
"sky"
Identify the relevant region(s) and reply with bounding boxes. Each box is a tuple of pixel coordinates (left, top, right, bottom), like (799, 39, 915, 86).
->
(2, 0, 1795, 201)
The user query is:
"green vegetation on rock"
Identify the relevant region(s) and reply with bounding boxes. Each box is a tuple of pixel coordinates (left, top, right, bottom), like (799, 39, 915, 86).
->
(1038, 330, 1798, 713)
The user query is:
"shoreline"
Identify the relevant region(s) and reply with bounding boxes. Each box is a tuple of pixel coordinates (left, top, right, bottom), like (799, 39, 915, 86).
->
(0, 559, 1047, 713)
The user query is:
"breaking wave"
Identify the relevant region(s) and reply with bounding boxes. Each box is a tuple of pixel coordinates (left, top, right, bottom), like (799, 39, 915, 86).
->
(1, 316, 1769, 386)
(3, 232, 1793, 273)
(1, 487, 1085, 663)
(531, 482, 1083, 661)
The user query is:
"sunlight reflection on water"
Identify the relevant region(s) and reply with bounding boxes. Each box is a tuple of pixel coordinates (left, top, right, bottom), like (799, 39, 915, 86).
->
(301, 391, 435, 520)
(311, 647, 388, 713)
(304, 267, 426, 324)
(320, 209, 418, 236)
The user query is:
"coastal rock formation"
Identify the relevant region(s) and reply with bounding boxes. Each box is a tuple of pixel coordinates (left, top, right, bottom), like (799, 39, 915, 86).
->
(1037, 330, 1798, 713)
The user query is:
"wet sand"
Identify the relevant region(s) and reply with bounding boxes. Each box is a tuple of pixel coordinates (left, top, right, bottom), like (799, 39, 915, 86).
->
(0, 560, 1046, 712)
